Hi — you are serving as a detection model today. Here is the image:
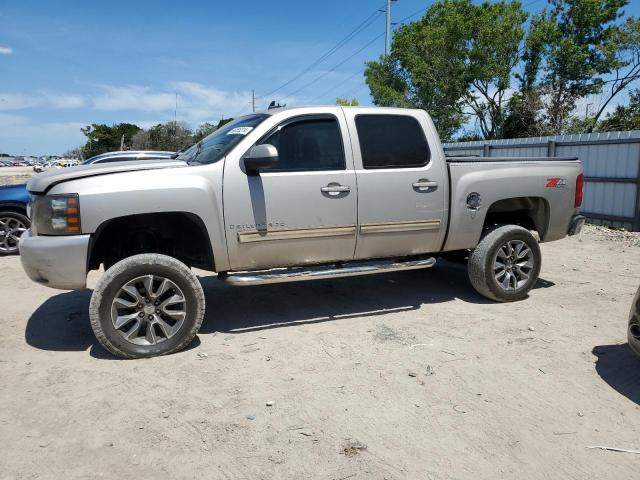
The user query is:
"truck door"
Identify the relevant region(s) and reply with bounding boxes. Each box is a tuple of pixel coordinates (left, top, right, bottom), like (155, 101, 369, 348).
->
(344, 110, 447, 259)
(223, 111, 358, 271)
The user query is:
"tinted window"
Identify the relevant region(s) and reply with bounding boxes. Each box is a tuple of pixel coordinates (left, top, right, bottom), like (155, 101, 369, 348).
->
(355, 115, 430, 169)
(260, 118, 345, 171)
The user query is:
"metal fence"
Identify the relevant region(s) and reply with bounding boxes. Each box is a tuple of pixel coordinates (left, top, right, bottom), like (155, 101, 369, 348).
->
(443, 130, 640, 231)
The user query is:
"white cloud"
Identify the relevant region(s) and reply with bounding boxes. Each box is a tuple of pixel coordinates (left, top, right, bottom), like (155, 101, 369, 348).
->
(0, 113, 86, 155)
(90, 82, 259, 125)
(91, 85, 176, 111)
(0, 46, 12, 55)
(0, 93, 39, 110)
(45, 93, 85, 109)
(0, 91, 85, 110)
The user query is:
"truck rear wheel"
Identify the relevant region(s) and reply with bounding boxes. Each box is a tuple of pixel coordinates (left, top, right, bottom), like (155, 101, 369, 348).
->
(89, 254, 205, 358)
(467, 225, 541, 302)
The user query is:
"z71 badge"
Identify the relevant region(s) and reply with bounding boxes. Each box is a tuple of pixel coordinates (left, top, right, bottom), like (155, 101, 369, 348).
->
(546, 178, 567, 188)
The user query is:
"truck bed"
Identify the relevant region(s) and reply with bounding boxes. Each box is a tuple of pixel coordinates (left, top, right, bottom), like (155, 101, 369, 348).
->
(442, 156, 582, 251)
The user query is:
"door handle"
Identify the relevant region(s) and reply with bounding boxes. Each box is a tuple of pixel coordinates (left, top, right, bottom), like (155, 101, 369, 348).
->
(321, 183, 351, 196)
(412, 179, 438, 190)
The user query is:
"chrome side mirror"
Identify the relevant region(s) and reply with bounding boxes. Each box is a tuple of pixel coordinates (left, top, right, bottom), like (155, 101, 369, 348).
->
(243, 144, 279, 175)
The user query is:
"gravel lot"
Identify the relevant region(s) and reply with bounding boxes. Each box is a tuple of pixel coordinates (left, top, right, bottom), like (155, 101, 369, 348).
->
(0, 166, 34, 186)
(1, 225, 639, 479)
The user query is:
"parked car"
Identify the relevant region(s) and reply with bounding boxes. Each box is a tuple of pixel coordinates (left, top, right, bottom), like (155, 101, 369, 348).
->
(0, 184, 30, 255)
(4, 151, 176, 252)
(629, 285, 640, 358)
(82, 150, 175, 165)
(19, 106, 584, 358)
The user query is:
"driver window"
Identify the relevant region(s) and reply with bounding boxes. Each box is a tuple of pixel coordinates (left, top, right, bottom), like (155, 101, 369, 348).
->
(260, 118, 345, 172)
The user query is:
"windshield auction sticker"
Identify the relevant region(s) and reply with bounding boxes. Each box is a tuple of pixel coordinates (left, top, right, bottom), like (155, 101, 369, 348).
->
(227, 126, 254, 135)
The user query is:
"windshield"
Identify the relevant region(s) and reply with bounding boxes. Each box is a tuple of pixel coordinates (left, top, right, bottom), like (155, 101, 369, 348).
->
(178, 114, 269, 165)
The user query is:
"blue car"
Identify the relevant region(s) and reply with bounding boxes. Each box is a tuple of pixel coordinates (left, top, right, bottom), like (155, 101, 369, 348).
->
(0, 183, 30, 255)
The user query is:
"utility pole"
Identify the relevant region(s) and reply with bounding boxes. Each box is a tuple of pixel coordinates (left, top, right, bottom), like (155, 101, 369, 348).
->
(252, 90, 255, 113)
(385, 0, 392, 56)
(174, 92, 178, 125)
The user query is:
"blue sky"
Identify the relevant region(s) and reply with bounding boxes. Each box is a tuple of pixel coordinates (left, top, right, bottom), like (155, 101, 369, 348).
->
(1, 0, 639, 155)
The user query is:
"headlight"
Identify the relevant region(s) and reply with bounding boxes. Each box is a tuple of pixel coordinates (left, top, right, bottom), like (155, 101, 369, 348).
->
(33, 194, 81, 235)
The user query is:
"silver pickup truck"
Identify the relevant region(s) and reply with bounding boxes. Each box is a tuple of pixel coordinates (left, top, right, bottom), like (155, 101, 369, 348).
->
(20, 106, 585, 358)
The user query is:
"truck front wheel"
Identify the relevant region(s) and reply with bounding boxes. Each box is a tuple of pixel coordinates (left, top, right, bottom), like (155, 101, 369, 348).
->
(89, 254, 205, 358)
(467, 225, 541, 302)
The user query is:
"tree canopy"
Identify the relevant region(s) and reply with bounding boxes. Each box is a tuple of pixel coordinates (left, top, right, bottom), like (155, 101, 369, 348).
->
(336, 98, 360, 106)
(365, 0, 639, 140)
(80, 123, 141, 159)
(80, 119, 235, 157)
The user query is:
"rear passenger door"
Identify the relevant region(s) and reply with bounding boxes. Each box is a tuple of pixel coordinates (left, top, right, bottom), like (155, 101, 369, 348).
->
(344, 110, 447, 259)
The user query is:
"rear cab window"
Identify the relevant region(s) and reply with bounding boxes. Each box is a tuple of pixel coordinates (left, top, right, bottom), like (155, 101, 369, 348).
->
(355, 114, 430, 169)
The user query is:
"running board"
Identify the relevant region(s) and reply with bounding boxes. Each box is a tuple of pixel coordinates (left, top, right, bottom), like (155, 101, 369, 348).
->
(219, 257, 436, 286)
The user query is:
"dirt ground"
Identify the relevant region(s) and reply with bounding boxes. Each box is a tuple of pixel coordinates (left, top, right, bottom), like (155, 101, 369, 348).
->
(1, 225, 639, 479)
(0, 166, 34, 186)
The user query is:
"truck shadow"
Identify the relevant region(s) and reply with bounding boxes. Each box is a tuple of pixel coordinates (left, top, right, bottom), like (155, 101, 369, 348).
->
(24, 261, 554, 359)
(592, 344, 640, 406)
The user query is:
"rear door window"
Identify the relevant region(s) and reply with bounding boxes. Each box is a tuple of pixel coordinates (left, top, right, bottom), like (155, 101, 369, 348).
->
(355, 114, 430, 169)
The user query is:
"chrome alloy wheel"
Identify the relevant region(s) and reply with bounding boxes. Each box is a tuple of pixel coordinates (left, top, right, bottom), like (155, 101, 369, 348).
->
(110, 275, 187, 346)
(0, 215, 27, 254)
(493, 240, 534, 292)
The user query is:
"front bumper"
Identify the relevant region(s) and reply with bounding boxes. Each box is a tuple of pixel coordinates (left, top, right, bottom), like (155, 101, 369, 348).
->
(19, 230, 90, 290)
(568, 215, 586, 236)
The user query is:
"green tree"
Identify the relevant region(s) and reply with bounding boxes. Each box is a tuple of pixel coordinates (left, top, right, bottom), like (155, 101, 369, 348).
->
(503, 11, 554, 138)
(336, 98, 359, 106)
(147, 122, 194, 151)
(80, 123, 141, 158)
(193, 122, 218, 143)
(536, 0, 631, 133)
(365, 0, 527, 140)
(598, 88, 640, 131)
(588, 17, 640, 129)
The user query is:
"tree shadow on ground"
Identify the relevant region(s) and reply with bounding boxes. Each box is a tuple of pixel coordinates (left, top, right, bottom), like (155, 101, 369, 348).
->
(592, 344, 640, 406)
(25, 261, 554, 358)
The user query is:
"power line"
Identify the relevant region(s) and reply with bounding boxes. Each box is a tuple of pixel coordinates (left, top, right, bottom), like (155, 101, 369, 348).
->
(278, 31, 385, 104)
(309, 6, 428, 104)
(397, 6, 427, 25)
(258, 5, 385, 100)
(241, 4, 428, 114)
(308, 70, 362, 103)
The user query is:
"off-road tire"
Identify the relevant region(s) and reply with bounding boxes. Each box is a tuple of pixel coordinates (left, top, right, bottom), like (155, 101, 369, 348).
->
(468, 225, 541, 302)
(90, 253, 205, 359)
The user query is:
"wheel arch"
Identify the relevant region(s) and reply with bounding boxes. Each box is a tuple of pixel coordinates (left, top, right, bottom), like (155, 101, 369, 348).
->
(87, 211, 216, 272)
(482, 196, 550, 239)
(0, 202, 29, 216)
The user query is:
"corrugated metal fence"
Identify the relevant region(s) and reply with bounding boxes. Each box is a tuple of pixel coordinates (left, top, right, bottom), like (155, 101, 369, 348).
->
(443, 130, 640, 231)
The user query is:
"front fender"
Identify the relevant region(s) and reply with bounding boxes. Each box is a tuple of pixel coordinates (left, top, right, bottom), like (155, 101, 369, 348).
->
(48, 162, 230, 271)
